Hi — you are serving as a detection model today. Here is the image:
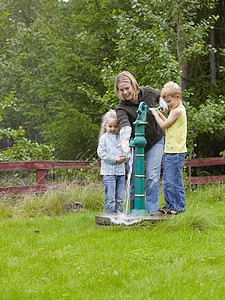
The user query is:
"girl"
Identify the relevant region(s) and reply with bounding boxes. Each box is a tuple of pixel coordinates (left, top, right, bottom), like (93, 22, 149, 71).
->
(97, 110, 126, 213)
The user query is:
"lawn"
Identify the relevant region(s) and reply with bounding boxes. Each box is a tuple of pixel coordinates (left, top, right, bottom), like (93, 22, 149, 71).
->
(0, 184, 225, 299)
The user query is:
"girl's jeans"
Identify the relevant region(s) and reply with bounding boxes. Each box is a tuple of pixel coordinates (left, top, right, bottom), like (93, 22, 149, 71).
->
(162, 152, 186, 212)
(103, 175, 125, 213)
(128, 138, 164, 213)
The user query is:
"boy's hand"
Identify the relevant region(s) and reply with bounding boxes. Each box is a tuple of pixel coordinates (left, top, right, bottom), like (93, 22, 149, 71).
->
(160, 107, 168, 114)
(116, 155, 126, 164)
(150, 107, 159, 116)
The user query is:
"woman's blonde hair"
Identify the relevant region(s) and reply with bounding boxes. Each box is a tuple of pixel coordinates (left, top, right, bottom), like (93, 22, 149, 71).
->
(99, 109, 119, 138)
(114, 71, 139, 100)
(161, 81, 182, 99)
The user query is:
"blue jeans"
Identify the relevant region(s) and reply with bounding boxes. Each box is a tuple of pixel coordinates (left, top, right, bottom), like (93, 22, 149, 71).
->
(103, 175, 125, 213)
(129, 138, 164, 213)
(162, 153, 186, 212)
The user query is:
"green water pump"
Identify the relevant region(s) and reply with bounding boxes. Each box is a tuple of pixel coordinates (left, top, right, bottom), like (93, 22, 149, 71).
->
(129, 102, 162, 215)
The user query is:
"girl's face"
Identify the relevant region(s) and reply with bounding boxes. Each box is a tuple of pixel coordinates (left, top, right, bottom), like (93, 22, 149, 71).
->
(105, 118, 119, 135)
(117, 82, 138, 102)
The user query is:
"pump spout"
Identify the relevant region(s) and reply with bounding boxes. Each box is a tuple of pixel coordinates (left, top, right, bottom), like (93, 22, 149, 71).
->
(129, 102, 149, 148)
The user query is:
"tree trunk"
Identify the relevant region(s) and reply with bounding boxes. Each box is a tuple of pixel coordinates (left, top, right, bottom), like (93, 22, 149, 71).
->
(177, 16, 188, 93)
(209, 28, 216, 85)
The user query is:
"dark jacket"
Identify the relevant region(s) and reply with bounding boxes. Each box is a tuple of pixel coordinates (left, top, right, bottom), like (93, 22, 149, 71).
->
(116, 86, 165, 151)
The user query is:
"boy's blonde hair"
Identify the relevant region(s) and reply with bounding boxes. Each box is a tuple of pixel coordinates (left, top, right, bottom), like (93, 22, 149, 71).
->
(99, 109, 119, 137)
(114, 71, 139, 100)
(161, 81, 182, 100)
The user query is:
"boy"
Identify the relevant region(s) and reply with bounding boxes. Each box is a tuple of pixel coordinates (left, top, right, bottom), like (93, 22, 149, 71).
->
(150, 81, 187, 214)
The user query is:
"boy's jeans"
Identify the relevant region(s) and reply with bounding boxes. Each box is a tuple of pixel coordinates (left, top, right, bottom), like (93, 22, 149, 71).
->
(162, 152, 186, 212)
(128, 138, 164, 213)
(103, 175, 125, 213)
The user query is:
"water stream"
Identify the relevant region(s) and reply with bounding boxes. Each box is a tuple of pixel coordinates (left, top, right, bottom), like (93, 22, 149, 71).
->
(96, 147, 167, 225)
(123, 147, 134, 215)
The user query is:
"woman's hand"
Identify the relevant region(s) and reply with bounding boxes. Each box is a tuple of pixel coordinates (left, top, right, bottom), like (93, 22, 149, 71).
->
(117, 141, 130, 154)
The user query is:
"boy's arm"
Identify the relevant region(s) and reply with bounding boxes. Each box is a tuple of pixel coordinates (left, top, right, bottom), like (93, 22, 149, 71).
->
(151, 108, 182, 129)
(157, 110, 167, 121)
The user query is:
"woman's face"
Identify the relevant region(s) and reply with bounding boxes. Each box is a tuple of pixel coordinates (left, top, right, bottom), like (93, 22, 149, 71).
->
(117, 82, 137, 102)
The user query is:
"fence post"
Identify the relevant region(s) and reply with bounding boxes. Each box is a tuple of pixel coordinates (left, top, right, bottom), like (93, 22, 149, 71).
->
(36, 170, 45, 184)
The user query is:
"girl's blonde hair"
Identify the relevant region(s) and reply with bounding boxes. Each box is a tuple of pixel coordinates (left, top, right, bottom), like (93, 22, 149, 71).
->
(161, 81, 182, 99)
(114, 71, 139, 100)
(99, 109, 119, 137)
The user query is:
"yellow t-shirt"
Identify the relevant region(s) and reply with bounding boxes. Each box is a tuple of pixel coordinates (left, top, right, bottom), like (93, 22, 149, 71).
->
(164, 104, 187, 153)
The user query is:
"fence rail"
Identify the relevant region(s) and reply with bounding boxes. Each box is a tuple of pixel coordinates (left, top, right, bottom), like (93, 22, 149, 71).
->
(0, 157, 224, 196)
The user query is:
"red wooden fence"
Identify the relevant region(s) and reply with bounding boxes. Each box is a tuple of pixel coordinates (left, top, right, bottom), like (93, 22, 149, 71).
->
(0, 157, 224, 196)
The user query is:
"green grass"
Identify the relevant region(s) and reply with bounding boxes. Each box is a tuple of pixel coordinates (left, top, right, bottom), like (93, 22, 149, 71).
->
(0, 184, 225, 299)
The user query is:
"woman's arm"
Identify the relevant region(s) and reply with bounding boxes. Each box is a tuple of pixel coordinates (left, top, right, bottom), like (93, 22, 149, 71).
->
(116, 106, 132, 153)
(117, 126, 131, 153)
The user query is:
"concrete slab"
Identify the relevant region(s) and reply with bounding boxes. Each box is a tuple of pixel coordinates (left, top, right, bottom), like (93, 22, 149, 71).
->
(95, 212, 171, 226)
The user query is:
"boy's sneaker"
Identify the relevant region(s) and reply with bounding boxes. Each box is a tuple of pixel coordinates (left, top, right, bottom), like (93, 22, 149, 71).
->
(166, 208, 178, 215)
(158, 206, 178, 215)
(158, 206, 169, 214)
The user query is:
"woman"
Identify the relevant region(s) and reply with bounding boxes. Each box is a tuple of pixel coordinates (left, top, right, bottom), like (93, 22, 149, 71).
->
(115, 71, 167, 213)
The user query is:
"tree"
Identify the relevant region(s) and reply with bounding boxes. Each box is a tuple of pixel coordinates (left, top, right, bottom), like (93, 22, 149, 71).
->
(99, 0, 225, 157)
(0, 93, 54, 162)
(0, 0, 224, 160)
(0, 0, 130, 159)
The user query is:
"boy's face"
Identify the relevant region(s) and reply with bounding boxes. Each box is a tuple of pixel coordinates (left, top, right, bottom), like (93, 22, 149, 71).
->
(164, 94, 181, 109)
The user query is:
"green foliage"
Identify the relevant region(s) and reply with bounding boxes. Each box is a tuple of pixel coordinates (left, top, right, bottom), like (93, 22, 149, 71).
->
(0, 182, 104, 219)
(0, 92, 18, 120)
(111, 2, 180, 87)
(100, 0, 217, 87)
(68, 162, 101, 184)
(98, 0, 225, 158)
(0, 91, 54, 162)
(220, 150, 225, 157)
(0, 0, 129, 159)
(185, 95, 225, 156)
(51, 167, 102, 186)
(190, 98, 225, 136)
(41, 104, 100, 160)
(0, 0, 224, 159)
(0, 126, 54, 161)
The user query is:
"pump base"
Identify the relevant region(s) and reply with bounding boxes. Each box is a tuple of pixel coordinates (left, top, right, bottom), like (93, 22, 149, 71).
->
(95, 212, 170, 226)
(129, 209, 150, 216)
